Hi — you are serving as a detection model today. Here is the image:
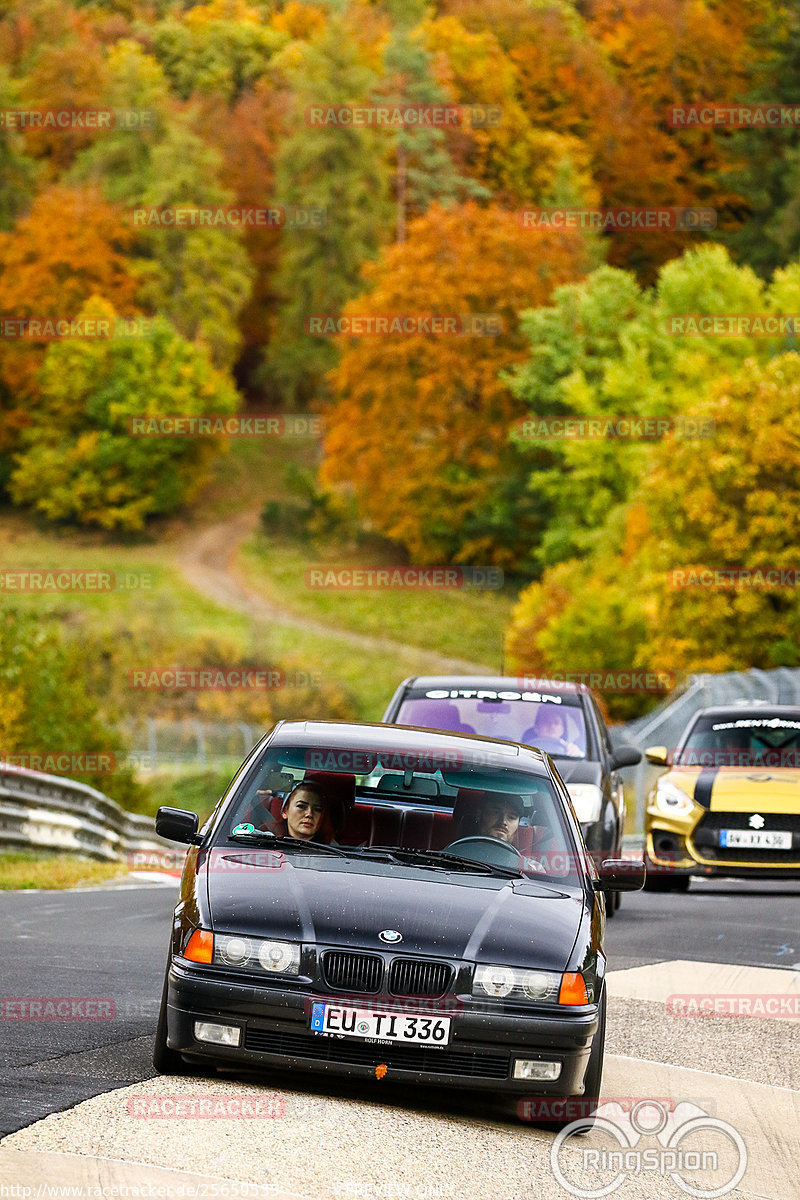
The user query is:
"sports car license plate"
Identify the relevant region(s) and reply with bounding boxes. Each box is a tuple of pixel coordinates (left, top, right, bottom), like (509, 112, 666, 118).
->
(310, 1003, 451, 1045)
(720, 829, 792, 849)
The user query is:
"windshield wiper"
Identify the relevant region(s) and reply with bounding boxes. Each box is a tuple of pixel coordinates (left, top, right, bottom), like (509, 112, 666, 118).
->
(227, 832, 347, 857)
(367, 846, 522, 878)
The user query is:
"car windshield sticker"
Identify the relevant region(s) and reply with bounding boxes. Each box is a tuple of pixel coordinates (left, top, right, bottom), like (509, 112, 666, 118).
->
(232, 822, 255, 835)
(711, 717, 800, 731)
(423, 688, 564, 705)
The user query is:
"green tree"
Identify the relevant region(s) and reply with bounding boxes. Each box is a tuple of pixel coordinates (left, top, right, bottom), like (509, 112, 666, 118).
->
(262, 16, 393, 406)
(9, 296, 239, 530)
(381, 19, 488, 242)
(149, 0, 286, 103)
(0, 68, 38, 230)
(719, 4, 800, 277)
(71, 41, 254, 370)
(506, 245, 770, 569)
(0, 607, 140, 807)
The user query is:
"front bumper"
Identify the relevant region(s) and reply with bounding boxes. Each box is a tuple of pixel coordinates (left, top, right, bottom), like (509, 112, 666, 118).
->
(646, 824, 800, 880)
(165, 960, 599, 1096)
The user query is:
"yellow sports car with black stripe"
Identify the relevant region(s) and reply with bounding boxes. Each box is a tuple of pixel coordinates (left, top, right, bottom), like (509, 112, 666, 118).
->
(644, 703, 800, 891)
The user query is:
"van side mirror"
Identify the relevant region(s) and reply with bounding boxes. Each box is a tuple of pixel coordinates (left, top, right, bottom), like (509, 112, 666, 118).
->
(610, 744, 642, 769)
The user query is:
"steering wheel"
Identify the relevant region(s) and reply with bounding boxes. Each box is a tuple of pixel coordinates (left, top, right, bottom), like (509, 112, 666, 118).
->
(524, 733, 569, 755)
(443, 836, 522, 868)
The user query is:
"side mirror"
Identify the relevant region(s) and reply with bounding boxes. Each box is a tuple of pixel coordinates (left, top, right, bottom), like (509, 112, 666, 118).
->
(610, 744, 642, 770)
(156, 806, 202, 845)
(593, 857, 645, 892)
(645, 745, 669, 766)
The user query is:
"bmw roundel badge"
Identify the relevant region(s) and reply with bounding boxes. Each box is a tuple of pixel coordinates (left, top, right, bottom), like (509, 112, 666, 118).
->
(379, 929, 402, 944)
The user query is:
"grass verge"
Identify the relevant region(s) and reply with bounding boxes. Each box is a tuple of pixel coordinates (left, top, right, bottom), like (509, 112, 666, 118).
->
(0, 850, 128, 890)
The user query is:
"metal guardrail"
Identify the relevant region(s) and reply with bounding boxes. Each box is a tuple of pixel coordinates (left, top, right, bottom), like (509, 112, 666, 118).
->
(611, 668, 800, 830)
(0, 762, 176, 863)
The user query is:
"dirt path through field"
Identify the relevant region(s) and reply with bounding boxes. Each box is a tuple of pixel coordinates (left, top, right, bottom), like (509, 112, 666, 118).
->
(177, 510, 492, 674)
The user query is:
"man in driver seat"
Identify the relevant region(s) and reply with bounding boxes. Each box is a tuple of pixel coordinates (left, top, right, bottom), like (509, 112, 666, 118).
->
(478, 793, 525, 843)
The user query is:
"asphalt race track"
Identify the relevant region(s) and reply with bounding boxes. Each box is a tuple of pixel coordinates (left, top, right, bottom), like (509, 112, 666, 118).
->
(1, 875, 798, 1140)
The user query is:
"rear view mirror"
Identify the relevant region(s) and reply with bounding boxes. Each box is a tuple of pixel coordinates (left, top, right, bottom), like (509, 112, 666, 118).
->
(156, 806, 202, 845)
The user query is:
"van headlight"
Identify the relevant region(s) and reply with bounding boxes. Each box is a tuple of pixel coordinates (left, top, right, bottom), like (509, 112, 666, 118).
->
(566, 784, 603, 824)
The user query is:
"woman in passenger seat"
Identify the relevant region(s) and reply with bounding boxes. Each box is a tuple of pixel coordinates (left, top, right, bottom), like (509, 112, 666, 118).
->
(275, 780, 332, 842)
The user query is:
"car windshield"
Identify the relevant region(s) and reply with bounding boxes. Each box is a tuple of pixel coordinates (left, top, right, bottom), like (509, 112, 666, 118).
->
(394, 686, 588, 760)
(218, 742, 584, 883)
(677, 712, 800, 767)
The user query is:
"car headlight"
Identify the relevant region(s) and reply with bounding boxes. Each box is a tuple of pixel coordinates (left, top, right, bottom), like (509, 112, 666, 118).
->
(473, 965, 561, 1002)
(566, 783, 603, 824)
(214, 934, 300, 976)
(654, 779, 695, 818)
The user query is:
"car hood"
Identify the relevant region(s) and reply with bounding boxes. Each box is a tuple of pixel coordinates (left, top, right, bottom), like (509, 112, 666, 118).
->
(667, 767, 800, 813)
(201, 849, 584, 971)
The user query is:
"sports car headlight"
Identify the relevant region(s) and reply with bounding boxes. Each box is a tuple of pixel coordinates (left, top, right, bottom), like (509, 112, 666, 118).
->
(214, 934, 300, 976)
(473, 965, 560, 1002)
(566, 783, 603, 824)
(654, 779, 695, 818)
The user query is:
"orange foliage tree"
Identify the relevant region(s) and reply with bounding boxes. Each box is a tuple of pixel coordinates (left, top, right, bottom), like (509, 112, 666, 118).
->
(320, 201, 592, 567)
(0, 185, 137, 452)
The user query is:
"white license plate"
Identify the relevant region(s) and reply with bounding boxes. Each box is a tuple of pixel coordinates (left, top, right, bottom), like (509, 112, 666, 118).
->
(720, 829, 792, 850)
(310, 1003, 451, 1045)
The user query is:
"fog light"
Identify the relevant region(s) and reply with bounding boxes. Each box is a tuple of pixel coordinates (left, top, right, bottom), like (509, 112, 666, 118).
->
(513, 1059, 561, 1081)
(193, 1020, 241, 1047)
